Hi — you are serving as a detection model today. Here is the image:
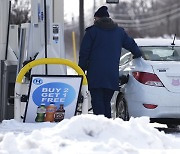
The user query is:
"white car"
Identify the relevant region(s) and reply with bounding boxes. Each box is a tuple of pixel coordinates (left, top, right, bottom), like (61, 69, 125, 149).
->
(116, 38, 180, 126)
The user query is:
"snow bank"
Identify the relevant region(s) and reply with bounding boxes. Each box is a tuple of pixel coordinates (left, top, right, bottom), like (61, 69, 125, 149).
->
(0, 115, 180, 154)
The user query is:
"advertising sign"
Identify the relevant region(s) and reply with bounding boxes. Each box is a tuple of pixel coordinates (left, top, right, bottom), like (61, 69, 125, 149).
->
(24, 75, 83, 123)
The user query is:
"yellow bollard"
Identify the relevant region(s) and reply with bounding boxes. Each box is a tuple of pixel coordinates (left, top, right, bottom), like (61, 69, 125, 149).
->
(72, 31, 77, 63)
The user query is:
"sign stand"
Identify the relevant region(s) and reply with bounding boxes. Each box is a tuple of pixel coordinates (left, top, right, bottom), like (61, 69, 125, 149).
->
(14, 58, 89, 122)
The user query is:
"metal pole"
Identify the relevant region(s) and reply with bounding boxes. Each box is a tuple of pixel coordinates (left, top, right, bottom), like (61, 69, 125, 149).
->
(44, 0, 48, 75)
(93, 0, 96, 12)
(79, 0, 84, 44)
(5, 0, 11, 60)
(17, 28, 26, 75)
(0, 0, 9, 60)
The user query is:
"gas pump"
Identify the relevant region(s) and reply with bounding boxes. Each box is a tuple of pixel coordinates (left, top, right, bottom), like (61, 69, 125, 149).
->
(0, 0, 18, 121)
(12, 0, 68, 121)
(19, 0, 66, 76)
(0, 0, 66, 121)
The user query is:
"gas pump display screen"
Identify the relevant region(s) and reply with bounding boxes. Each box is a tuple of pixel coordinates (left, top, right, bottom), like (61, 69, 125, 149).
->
(24, 75, 83, 123)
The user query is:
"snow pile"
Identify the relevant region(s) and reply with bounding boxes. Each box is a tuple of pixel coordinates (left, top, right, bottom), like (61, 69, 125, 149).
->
(0, 115, 180, 154)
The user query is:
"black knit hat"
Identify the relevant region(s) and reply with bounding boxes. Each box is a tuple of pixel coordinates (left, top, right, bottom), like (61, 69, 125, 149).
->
(94, 6, 109, 18)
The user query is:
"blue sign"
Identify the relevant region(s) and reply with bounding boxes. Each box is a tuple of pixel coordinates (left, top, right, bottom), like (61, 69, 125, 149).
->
(25, 75, 82, 122)
(32, 82, 76, 107)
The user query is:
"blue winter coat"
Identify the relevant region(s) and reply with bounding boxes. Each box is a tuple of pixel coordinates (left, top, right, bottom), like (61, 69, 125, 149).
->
(78, 17, 142, 90)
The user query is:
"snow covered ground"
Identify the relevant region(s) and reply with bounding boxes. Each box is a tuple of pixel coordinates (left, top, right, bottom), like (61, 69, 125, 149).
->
(0, 115, 180, 154)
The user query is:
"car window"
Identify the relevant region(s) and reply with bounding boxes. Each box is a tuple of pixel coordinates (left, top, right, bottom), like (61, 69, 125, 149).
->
(140, 46, 180, 61)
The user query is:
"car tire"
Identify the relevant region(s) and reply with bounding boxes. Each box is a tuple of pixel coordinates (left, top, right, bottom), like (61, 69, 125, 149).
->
(115, 93, 129, 121)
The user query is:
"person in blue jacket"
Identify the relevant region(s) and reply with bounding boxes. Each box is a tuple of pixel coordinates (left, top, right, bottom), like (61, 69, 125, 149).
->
(78, 6, 142, 118)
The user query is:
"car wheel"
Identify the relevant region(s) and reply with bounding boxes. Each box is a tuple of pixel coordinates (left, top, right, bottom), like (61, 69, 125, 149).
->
(115, 93, 129, 121)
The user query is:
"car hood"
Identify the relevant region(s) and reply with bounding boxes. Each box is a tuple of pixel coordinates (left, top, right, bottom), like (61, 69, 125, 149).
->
(147, 61, 180, 93)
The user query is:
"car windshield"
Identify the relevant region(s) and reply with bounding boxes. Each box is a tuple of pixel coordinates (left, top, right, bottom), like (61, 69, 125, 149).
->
(140, 46, 180, 61)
